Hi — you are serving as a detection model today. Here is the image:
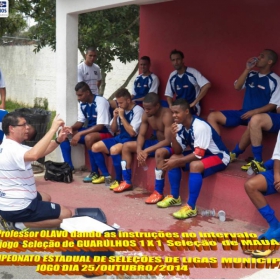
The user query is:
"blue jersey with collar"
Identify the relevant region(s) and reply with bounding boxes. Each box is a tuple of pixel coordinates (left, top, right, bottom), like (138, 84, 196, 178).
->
(176, 116, 230, 165)
(133, 73, 157, 100)
(242, 71, 280, 111)
(80, 96, 110, 133)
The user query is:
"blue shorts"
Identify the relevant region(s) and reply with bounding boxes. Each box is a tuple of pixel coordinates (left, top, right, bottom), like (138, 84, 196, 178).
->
(103, 134, 137, 152)
(260, 169, 278, 195)
(267, 113, 280, 133)
(142, 140, 172, 157)
(182, 152, 227, 178)
(0, 193, 61, 223)
(221, 110, 250, 127)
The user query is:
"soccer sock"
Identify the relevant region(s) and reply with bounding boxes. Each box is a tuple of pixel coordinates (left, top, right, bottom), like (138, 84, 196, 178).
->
(60, 140, 74, 169)
(111, 154, 122, 182)
(168, 167, 181, 199)
(187, 172, 203, 209)
(155, 169, 164, 195)
(259, 204, 279, 228)
(92, 152, 110, 177)
(88, 150, 99, 174)
(121, 161, 132, 184)
(231, 143, 245, 157)
(264, 159, 274, 170)
(252, 145, 263, 162)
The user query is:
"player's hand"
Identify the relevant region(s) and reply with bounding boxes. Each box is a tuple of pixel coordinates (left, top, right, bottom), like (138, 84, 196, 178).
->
(70, 133, 81, 146)
(162, 158, 178, 171)
(246, 57, 258, 70)
(171, 122, 179, 137)
(63, 126, 73, 135)
(241, 110, 256, 120)
(118, 108, 125, 119)
(57, 127, 68, 142)
(274, 174, 280, 192)
(51, 114, 65, 131)
(137, 150, 148, 162)
(113, 108, 119, 118)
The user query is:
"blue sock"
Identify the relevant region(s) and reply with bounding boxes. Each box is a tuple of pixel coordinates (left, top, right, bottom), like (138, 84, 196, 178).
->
(264, 159, 274, 170)
(231, 143, 245, 157)
(155, 179, 164, 194)
(259, 204, 279, 227)
(168, 168, 181, 199)
(111, 154, 122, 181)
(88, 150, 99, 174)
(123, 169, 132, 184)
(92, 152, 110, 176)
(60, 140, 74, 169)
(252, 145, 263, 162)
(187, 173, 203, 209)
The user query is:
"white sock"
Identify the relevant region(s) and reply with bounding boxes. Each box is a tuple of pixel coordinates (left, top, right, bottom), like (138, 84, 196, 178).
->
(14, 222, 26, 230)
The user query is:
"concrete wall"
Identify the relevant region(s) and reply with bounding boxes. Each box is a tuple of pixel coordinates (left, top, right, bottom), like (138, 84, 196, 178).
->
(0, 45, 138, 110)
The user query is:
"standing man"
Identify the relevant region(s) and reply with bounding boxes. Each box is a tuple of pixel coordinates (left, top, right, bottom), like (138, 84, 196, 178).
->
(132, 56, 160, 105)
(115, 92, 173, 196)
(207, 49, 280, 171)
(159, 99, 229, 219)
(60, 82, 112, 182)
(91, 88, 144, 189)
(78, 47, 102, 96)
(165, 49, 211, 115)
(244, 131, 280, 245)
(0, 68, 6, 109)
(0, 112, 72, 231)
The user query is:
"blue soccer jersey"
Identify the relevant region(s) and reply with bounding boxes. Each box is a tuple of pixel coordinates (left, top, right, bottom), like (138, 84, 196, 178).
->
(0, 109, 8, 142)
(175, 116, 230, 165)
(241, 71, 280, 111)
(132, 73, 159, 100)
(78, 96, 111, 133)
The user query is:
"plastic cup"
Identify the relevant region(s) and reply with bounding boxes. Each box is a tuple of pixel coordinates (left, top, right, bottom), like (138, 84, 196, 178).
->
(218, 210, 226, 222)
(247, 167, 254, 176)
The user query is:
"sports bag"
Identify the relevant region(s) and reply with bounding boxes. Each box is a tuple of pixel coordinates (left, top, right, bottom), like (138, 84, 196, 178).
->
(44, 161, 73, 183)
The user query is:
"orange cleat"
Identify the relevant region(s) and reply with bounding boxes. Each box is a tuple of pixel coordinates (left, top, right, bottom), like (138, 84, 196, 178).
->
(113, 181, 132, 193)
(145, 191, 164, 204)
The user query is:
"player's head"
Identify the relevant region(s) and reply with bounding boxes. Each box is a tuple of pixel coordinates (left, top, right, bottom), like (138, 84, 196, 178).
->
(140, 56, 151, 74)
(171, 99, 191, 124)
(2, 111, 30, 141)
(75, 82, 93, 103)
(264, 49, 278, 66)
(169, 49, 185, 71)
(85, 47, 97, 66)
(115, 88, 132, 110)
(143, 92, 161, 117)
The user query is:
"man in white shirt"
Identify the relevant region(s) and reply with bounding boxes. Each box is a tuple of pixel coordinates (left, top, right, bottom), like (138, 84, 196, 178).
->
(78, 47, 102, 95)
(0, 112, 72, 231)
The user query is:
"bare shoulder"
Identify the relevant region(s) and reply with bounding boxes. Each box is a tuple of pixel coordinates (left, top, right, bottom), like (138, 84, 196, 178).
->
(162, 107, 173, 124)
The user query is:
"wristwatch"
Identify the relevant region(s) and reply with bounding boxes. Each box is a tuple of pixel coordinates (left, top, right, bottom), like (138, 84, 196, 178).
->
(55, 138, 61, 145)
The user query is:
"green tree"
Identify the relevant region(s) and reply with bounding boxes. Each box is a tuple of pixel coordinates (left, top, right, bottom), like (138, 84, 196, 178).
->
(0, 0, 27, 38)
(18, 1, 139, 96)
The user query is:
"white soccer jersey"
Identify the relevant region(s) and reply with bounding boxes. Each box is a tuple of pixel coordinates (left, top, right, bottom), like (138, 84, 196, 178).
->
(272, 131, 280, 160)
(0, 68, 5, 88)
(0, 139, 36, 211)
(77, 62, 102, 95)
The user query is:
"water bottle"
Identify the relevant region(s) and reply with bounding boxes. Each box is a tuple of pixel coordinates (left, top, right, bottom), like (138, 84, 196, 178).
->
(201, 209, 215, 217)
(142, 162, 148, 171)
(247, 166, 254, 176)
(104, 176, 111, 187)
(246, 57, 258, 68)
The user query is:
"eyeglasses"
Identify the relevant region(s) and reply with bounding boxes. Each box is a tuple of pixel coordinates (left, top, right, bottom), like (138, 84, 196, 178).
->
(12, 122, 29, 127)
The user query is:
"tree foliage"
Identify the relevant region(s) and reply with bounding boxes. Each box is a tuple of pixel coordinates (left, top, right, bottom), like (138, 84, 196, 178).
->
(17, 1, 139, 95)
(0, 0, 27, 38)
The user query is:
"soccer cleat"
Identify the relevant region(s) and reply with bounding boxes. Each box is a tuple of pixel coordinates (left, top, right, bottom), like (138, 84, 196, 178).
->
(251, 160, 266, 174)
(0, 216, 13, 231)
(145, 191, 164, 204)
(92, 176, 105, 184)
(241, 161, 252, 171)
(230, 152, 237, 162)
(157, 195, 181, 208)
(83, 172, 99, 183)
(109, 180, 120, 190)
(173, 204, 198, 219)
(113, 181, 132, 193)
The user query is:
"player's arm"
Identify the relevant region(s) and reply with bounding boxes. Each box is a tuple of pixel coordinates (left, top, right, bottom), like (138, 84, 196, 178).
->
(166, 96, 173, 108)
(241, 103, 276, 120)
(170, 123, 184, 154)
(24, 115, 64, 161)
(0, 87, 6, 109)
(136, 113, 149, 153)
(234, 69, 251, 90)
(191, 82, 211, 108)
(97, 80, 102, 89)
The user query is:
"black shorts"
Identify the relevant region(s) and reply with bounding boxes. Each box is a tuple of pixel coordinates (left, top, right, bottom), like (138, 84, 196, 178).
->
(0, 193, 61, 223)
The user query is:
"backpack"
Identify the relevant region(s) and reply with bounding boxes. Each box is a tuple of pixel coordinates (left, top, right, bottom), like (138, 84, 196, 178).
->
(44, 161, 73, 183)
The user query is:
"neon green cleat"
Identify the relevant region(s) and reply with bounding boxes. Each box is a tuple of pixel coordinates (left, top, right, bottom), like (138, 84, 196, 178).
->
(173, 204, 197, 219)
(157, 195, 181, 208)
(251, 160, 266, 174)
(241, 161, 252, 171)
(92, 176, 105, 184)
(109, 180, 120, 190)
(230, 152, 236, 162)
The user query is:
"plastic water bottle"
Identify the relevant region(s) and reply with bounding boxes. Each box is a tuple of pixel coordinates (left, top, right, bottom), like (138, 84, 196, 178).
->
(247, 57, 258, 68)
(201, 209, 215, 217)
(247, 166, 254, 176)
(142, 162, 148, 171)
(104, 176, 111, 187)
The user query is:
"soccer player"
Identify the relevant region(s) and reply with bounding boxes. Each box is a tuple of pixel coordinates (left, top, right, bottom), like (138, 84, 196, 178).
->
(159, 99, 230, 219)
(165, 49, 211, 115)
